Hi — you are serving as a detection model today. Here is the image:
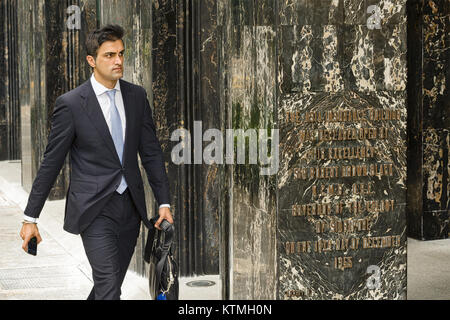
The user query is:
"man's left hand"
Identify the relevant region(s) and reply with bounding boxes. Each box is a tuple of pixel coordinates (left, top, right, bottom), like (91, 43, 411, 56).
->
(155, 207, 174, 230)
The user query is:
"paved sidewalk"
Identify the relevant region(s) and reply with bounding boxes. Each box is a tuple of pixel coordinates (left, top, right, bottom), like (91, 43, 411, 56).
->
(0, 161, 151, 299)
(0, 190, 93, 299)
(407, 238, 450, 300)
(0, 160, 221, 300)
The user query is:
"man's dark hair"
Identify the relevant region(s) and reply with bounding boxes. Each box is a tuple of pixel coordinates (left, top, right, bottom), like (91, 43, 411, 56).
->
(86, 24, 124, 58)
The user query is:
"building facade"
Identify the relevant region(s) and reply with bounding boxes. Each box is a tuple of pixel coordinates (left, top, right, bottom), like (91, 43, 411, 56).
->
(0, 0, 448, 299)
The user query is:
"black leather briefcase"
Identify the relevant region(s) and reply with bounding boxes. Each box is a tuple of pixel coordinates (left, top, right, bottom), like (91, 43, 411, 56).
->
(144, 216, 179, 300)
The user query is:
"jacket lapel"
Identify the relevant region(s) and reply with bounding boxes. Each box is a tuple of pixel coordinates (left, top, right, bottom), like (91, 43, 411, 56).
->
(79, 80, 122, 165)
(119, 79, 134, 168)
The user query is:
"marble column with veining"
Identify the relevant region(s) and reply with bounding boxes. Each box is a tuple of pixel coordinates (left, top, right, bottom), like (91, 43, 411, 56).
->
(407, 0, 449, 240)
(18, 0, 48, 193)
(0, 0, 10, 160)
(0, 0, 20, 161)
(99, 0, 224, 280)
(18, 0, 96, 198)
(218, 0, 278, 299)
(277, 0, 407, 299)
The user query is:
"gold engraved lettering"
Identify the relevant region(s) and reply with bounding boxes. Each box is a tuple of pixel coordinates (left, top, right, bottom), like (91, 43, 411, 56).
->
(292, 203, 333, 216)
(285, 241, 312, 254)
(350, 238, 360, 250)
(334, 238, 360, 251)
(285, 111, 301, 124)
(287, 109, 401, 124)
(312, 183, 344, 199)
(340, 164, 393, 178)
(285, 242, 295, 254)
(362, 235, 401, 249)
(335, 238, 349, 251)
(303, 110, 364, 123)
(348, 201, 363, 215)
(318, 128, 390, 142)
(294, 166, 340, 180)
(329, 217, 372, 233)
(284, 289, 312, 298)
(315, 221, 327, 233)
(368, 109, 401, 121)
(287, 235, 401, 254)
(314, 239, 333, 253)
(298, 130, 316, 142)
(334, 256, 353, 270)
(297, 241, 312, 253)
(335, 202, 344, 215)
(365, 199, 395, 213)
(346, 200, 395, 215)
(352, 183, 375, 195)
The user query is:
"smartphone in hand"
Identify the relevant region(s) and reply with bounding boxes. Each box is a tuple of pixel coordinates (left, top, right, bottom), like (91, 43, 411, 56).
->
(27, 237, 37, 256)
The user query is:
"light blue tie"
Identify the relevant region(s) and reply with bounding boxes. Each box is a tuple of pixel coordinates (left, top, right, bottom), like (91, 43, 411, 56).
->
(106, 89, 128, 194)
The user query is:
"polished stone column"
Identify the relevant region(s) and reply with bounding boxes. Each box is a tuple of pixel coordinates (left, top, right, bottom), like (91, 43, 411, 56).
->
(0, 0, 9, 161)
(18, 0, 96, 197)
(407, 0, 449, 240)
(18, 0, 47, 193)
(99, 0, 224, 279)
(0, 0, 20, 161)
(277, 0, 407, 299)
(219, 0, 278, 299)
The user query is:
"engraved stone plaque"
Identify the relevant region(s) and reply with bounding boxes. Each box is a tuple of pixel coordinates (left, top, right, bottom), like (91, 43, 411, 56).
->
(277, 0, 407, 299)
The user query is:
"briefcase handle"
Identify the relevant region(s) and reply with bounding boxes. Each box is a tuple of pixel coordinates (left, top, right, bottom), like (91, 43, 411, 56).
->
(143, 215, 174, 263)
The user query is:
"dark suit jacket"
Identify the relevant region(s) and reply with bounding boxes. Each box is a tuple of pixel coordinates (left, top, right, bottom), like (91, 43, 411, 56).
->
(24, 78, 170, 234)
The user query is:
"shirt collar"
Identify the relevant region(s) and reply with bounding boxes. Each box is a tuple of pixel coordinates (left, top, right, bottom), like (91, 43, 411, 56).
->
(90, 73, 121, 97)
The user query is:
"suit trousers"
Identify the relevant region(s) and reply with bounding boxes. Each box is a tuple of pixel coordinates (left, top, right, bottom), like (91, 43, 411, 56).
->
(80, 188, 141, 300)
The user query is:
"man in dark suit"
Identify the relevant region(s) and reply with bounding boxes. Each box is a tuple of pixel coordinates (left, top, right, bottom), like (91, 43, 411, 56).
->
(19, 24, 173, 300)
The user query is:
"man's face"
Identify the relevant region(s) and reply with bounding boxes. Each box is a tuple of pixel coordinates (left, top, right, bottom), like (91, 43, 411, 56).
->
(88, 39, 124, 81)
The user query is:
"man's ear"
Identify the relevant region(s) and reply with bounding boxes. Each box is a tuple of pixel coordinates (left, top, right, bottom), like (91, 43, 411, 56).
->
(86, 55, 96, 68)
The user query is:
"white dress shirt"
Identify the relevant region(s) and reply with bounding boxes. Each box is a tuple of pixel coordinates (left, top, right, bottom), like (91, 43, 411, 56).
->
(90, 73, 126, 140)
(23, 74, 169, 223)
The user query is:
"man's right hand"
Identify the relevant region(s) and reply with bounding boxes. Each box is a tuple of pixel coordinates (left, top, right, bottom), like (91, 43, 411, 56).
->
(20, 223, 42, 253)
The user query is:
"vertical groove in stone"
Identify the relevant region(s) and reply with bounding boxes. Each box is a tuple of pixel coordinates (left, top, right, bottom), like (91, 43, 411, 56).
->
(0, 0, 5, 160)
(17, 0, 31, 191)
(0, 0, 21, 161)
(199, 0, 220, 275)
(6, 0, 20, 160)
(0, 0, 20, 160)
(166, 0, 221, 276)
(217, 0, 232, 299)
(45, 0, 68, 200)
